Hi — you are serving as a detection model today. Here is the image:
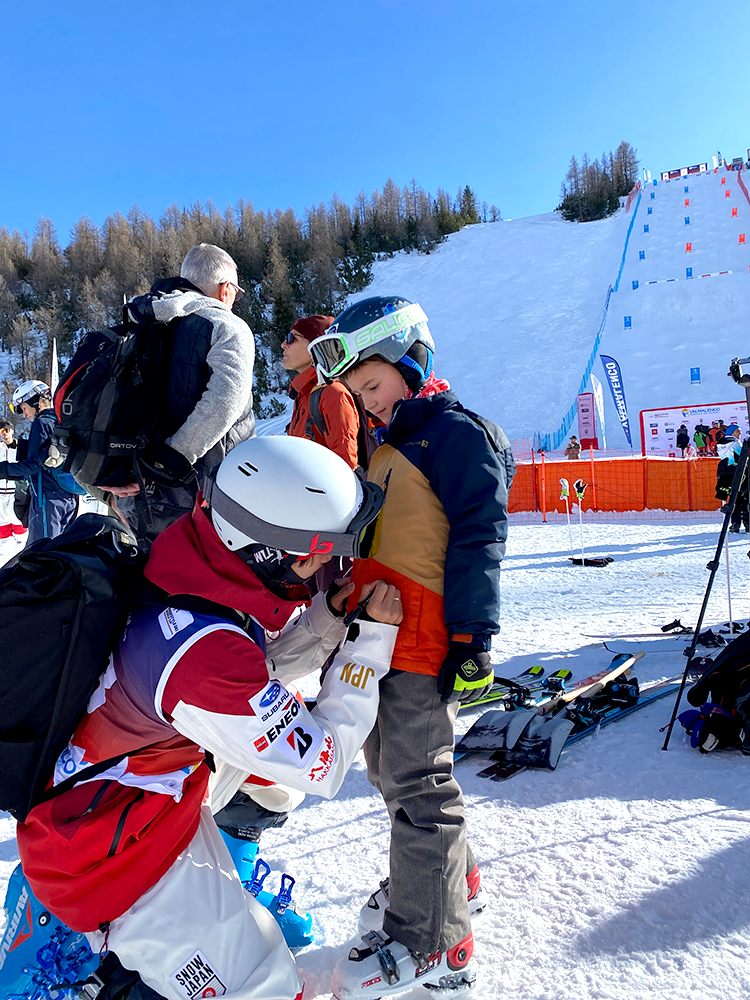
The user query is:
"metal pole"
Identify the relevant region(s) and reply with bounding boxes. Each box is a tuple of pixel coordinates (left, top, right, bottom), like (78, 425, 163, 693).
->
(725, 535, 734, 632)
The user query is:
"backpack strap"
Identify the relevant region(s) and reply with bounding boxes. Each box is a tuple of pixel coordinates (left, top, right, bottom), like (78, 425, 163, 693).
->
(308, 384, 328, 439)
(310, 383, 377, 472)
(35, 587, 260, 811)
(458, 406, 511, 455)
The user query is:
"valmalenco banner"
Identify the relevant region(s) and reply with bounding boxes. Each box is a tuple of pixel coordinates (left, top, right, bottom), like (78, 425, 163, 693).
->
(600, 355, 632, 447)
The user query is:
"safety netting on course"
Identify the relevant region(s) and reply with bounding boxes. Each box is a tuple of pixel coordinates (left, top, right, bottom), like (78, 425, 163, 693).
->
(509, 454, 723, 515)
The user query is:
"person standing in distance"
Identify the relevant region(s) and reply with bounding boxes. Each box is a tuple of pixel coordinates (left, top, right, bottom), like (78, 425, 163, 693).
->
(0, 420, 28, 544)
(283, 314, 362, 471)
(0, 382, 79, 544)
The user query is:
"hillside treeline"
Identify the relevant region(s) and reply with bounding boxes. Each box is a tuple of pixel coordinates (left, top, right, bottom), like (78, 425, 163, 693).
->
(0, 179, 493, 416)
(557, 142, 640, 222)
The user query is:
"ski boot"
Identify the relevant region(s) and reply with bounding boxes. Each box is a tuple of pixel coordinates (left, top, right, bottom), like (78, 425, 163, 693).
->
(220, 831, 314, 949)
(0, 863, 98, 999)
(332, 930, 476, 999)
(244, 858, 314, 950)
(358, 866, 486, 937)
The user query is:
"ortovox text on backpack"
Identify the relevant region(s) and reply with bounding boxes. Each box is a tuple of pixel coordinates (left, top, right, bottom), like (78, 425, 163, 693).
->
(53, 308, 181, 489)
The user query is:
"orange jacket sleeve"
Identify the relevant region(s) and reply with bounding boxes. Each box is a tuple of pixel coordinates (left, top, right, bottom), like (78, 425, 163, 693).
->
(318, 383, 361, 470)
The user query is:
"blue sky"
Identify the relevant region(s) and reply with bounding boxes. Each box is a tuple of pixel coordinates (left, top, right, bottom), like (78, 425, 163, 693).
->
(2, 0, 749, 243)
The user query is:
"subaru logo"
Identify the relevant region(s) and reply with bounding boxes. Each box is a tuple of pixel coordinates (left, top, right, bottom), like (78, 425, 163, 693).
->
(260, 682, 282, 707)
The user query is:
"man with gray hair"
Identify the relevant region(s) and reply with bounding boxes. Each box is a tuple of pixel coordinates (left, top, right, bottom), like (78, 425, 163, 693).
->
(112, 243, 255, 546)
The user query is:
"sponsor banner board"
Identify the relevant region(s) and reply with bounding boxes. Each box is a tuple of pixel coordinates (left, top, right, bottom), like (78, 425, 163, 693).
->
(639, 400, 749, 456)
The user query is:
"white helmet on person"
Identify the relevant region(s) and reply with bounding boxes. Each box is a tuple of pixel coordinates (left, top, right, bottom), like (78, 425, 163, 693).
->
(11, 380, 50, 414)
(308, 295, 434, 390)
(205, 435, 383, 558)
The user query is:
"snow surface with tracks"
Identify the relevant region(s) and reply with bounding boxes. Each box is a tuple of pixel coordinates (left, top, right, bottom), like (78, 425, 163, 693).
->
(3, 515, 750, 1000)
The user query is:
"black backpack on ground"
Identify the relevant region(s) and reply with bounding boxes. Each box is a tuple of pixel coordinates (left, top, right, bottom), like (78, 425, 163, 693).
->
(680, 631, 750, 753)
(53, 307, 194, 490)
(0, 514, 144, 821)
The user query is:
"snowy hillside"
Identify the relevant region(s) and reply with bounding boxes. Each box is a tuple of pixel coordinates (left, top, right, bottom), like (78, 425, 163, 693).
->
(348, 212, 627, 447)
(348, 168, 750, 452)
(599, 169, 750, 448)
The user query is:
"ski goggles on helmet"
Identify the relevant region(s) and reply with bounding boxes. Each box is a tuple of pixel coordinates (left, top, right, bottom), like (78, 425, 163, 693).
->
(309, 303, 429, 381)
(10, 381, 50, 413)
(204, 475, 384, 559)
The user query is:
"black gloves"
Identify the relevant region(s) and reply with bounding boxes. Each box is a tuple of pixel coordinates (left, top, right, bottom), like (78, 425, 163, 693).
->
(437, 643, 493, 704)
(139, 442, 197, 488)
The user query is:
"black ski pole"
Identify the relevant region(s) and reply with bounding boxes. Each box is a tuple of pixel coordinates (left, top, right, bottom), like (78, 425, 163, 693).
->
(662, 358, 750, 750)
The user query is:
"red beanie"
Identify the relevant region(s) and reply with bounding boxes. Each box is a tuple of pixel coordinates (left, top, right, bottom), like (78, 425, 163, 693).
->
(290, 315, 335, 344)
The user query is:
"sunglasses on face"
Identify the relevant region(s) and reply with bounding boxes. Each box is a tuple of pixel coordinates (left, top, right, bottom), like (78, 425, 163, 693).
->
(284, 331, 303, 345)
(226, 281, 245, 302)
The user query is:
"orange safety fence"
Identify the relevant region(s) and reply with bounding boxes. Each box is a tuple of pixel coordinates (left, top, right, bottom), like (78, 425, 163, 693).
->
(509, 453, 723, 515)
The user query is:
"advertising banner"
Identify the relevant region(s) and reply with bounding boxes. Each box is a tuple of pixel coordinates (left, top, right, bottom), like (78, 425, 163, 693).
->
(577, 393, 598, 450)
(600, 355, 632, 447)
(639, 401, 749, 456)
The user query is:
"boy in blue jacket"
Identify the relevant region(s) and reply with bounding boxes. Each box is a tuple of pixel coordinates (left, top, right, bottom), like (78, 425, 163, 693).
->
(310, 296, 515, 1000)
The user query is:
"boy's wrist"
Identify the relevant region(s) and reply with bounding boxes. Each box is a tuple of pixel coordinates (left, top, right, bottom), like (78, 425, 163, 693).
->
(449, 632, 493, 652)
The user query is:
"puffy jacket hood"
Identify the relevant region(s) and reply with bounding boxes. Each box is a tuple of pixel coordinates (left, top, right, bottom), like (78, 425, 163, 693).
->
(128, 278, 233, 327)
(144, 498, 303, 631)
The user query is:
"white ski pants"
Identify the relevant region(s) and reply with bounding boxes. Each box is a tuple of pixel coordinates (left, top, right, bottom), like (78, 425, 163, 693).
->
(85, 806, 303, 1000)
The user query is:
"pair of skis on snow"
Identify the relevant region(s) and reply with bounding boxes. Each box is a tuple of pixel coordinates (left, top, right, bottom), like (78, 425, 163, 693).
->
(456, 651, 685, 781)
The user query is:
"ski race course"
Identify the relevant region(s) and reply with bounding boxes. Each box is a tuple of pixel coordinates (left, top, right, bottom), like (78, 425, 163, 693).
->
(4, 170, 750, 1000)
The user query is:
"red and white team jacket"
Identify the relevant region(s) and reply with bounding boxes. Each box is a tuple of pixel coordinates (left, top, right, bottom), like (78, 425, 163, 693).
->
(18, 503, 397, 931)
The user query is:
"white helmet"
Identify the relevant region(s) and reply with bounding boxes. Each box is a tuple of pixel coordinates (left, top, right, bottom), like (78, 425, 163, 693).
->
(11, 380, 50, 414)
(205, 436, 383, 558)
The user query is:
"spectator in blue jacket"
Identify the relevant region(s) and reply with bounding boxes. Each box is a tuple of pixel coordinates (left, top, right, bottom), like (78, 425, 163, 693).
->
(0, 381, 79, 543)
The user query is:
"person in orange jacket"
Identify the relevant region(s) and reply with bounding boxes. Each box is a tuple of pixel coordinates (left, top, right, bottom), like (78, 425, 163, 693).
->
(706, 421, 722, 456)
(283, 315, 362, 471)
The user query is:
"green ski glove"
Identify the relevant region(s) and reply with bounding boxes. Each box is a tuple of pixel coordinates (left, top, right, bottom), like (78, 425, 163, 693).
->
(437, 643, 493, 705)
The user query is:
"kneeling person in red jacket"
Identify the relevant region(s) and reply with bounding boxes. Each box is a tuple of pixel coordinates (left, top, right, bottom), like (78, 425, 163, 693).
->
(17, 435, 402, 1000)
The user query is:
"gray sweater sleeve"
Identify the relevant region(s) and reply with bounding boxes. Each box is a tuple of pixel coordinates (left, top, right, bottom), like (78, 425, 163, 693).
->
(166, 308, 255, 465)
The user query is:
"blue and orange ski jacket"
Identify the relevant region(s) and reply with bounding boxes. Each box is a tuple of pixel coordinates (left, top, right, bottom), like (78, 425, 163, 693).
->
(351, 389, 515, 675)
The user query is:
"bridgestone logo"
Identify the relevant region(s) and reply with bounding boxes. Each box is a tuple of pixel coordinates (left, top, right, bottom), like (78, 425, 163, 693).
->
(0, 886, 28, 970)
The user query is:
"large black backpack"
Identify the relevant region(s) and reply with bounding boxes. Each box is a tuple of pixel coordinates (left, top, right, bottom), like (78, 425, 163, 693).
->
(682, 631, 750, 753)
(0, 514, 144, 821)
(53, 308, 193, 489)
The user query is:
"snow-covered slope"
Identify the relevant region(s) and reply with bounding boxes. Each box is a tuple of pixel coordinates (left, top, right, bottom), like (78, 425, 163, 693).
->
(346, 169, 750, 452)
(349, 212, 627, 447)
(599, 170, 750, 448)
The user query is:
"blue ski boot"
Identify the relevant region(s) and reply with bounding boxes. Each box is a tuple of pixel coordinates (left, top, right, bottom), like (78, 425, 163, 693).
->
(0, 863, 98, 999)
(220, 831, 314, 949)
